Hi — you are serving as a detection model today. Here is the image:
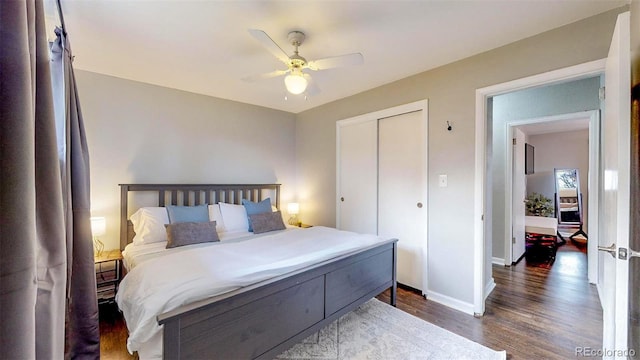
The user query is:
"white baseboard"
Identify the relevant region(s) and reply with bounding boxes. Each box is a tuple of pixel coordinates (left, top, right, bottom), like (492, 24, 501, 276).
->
(484, 278, 496, 300)
(426, 290, 475, 316)
(492, 257, 505, 266)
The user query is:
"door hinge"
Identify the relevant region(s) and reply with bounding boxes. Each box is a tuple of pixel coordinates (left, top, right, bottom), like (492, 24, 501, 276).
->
(512, 138, 517, 145)
(599, 86, 606, 100)
(512, 237, 516, 244)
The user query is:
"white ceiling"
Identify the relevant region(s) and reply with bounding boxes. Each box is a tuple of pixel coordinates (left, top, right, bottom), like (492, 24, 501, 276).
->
(51, 0, 626, 114)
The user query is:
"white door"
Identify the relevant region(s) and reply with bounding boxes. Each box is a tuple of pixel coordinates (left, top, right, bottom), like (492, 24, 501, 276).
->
(511, 128, 526, 263)
(378, 111, 427, 291)
(337, 119, 378, 234)
(600, 11, 631, 357)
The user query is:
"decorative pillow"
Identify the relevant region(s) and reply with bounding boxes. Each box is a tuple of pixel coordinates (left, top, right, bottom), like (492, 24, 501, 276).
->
(207, 204, 227, 233)
(165, 221, 219, 249)
(167, 204, 209, 224)
(130, 207, 169, 245)
(219, 202, 249, 232)
(242, 198, 272, 232)
(248, 211, 286, 234)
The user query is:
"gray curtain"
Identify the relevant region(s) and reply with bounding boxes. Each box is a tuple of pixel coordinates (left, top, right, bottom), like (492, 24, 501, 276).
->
(50, 24, 101, 358)
(0, 0, 100, 358)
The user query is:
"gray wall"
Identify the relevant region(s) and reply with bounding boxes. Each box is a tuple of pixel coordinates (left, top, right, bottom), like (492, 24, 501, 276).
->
(295, 8, 623, 305)
(491, 77, 600, 261)
(77, 71, 297, 250)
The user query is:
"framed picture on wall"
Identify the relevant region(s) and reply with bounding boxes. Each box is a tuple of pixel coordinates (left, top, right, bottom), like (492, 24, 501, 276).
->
(525, 143, 535, 174)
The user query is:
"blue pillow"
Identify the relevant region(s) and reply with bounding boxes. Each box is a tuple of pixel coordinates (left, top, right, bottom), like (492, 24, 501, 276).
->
(166, 204, 209, 224)
(242, 198, 272, 232)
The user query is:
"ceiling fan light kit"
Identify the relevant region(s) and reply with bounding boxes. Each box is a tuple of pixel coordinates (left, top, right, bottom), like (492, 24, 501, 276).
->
(246, 29, 364, 98)
(284, 71, 308, 94)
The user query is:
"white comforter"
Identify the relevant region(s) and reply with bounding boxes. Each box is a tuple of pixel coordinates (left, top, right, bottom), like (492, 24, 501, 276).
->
(116, 226, 385, 354)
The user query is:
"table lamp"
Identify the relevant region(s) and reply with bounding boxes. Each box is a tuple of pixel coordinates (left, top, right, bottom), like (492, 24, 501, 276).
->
(287, 203, 300, 226)
(90, 216, 106, 257)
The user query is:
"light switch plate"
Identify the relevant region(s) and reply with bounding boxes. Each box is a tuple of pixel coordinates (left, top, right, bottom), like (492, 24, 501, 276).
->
(439, 174, 448, 187)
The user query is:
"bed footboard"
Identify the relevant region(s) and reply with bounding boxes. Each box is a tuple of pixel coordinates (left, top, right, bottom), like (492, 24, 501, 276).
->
(158, 239, 398, 359)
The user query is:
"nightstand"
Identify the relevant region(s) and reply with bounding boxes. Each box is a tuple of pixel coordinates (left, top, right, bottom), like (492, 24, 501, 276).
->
(94, 249, 123, 304)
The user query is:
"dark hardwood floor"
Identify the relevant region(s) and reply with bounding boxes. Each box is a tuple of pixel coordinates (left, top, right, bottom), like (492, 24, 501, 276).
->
(99, 240, 601, 359)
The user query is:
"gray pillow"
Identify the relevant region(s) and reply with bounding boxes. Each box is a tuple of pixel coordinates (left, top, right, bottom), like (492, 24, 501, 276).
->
(248, 211, 286, 234)
(165, 221, 219, 248)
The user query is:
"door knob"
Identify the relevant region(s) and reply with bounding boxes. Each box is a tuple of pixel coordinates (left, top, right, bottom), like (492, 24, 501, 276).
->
(598, 243, 617, 258)
(620, 247, 640, 260)
(417, 202, 423, 208)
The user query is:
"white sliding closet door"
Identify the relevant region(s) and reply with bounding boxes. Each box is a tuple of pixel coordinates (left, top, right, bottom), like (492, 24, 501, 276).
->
(337, 120, 378, 234)
(379, 111, 427, 291)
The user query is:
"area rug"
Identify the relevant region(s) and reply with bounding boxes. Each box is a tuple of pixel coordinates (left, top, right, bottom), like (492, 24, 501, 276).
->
(276, 299, 506, 360)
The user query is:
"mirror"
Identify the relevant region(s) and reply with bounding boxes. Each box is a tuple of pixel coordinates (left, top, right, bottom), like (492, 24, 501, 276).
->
(554, 168, 581, 224)
(554, 168, 588, 240)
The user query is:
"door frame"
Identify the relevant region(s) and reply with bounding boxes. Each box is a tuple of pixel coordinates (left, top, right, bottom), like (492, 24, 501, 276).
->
(473, 59, 606, 315)
(509, 127, 527, 264)
(503, 110, 601, 284)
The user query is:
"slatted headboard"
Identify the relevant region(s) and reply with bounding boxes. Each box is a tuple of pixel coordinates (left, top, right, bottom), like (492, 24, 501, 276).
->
(119, 184, 281, 250)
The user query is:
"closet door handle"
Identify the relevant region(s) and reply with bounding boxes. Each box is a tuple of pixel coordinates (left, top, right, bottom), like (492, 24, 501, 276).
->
(417, 202, 423, 208)
(341, 197, 345, 202)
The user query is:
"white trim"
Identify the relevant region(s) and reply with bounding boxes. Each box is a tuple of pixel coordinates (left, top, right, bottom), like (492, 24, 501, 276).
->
(587, 111, 601, 285)
(484, 278, 497, 300)
(491, 257, 506, 266)
(426, 291, 475, 316)
(474, 59, 606, 316)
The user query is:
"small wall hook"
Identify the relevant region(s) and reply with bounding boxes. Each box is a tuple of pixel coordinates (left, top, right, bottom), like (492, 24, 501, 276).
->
(447, 121, 453, 131)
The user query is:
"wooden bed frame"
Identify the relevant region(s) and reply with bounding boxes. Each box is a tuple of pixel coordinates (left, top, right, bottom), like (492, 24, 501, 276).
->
(119, 184, 398, 359)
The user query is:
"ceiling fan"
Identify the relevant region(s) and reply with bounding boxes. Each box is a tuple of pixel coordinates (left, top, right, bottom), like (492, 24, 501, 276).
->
(243, 29, 364, 97)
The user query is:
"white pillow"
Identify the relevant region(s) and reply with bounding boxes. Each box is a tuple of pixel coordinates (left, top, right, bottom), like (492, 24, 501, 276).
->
(219, 202, 249, 232)
(130, 207, 169, 245)
(208, 204, 227, 233)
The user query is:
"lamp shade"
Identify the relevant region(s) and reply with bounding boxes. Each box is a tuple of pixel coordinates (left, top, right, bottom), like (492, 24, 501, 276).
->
(287, 203, 299, 215)
(284, 73, 308, 95)
(90, 216, 106, 236)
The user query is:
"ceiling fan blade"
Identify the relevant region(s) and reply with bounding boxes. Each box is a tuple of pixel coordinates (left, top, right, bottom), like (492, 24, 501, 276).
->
(303, 73, 321, 96)
(248, 29, 291, 65)
(307, 53, 363, 71)
(241, 70, 289, 83)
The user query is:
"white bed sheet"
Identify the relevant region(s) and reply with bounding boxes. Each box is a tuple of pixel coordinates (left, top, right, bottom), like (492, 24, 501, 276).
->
(116, 226, 386, 356)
